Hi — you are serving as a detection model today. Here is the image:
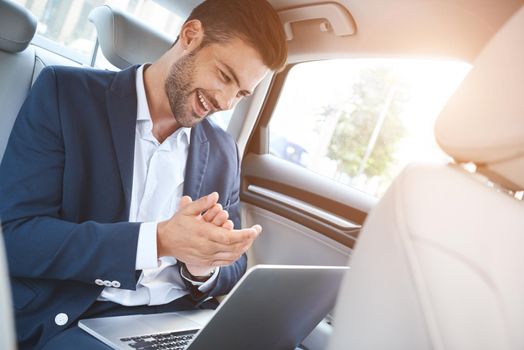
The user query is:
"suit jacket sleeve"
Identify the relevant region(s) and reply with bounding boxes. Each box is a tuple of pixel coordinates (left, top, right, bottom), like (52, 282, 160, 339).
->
(208, 145, 246, 297)
(0, 67, 140, 290)
(182, 134, 247, 300)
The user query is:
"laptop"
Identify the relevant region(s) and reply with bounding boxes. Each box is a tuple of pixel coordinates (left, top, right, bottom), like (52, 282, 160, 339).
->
(79, 264, 348, 350)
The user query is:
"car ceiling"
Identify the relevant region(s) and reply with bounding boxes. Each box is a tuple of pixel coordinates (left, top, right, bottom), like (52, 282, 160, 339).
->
(156, 0, 524, 63)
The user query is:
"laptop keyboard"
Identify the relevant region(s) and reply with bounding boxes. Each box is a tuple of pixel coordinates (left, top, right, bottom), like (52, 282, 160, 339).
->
(121, 329, 198, 350)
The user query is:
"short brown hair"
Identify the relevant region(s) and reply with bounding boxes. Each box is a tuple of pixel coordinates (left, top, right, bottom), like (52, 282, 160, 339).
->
(185, 0, 287, 71)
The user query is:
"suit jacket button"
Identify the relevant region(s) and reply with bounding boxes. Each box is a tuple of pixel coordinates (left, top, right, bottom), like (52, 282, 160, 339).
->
(103, 280, 112, 287)
(95, 279, 104, 286)
(111, 281, 121, 288)
(55, 313, 68, 326)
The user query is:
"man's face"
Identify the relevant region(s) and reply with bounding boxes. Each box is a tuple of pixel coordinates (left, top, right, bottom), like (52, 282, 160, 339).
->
(164, 37, 270, 128)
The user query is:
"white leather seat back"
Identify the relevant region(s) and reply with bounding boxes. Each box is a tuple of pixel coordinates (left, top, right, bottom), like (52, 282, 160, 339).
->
(434, 8, 524, 192)
(328, 5, 524, 350)
(0, 0, 37, 163)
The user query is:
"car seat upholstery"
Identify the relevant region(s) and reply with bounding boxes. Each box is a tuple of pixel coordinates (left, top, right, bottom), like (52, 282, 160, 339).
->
(0, 1, 35, 347)
(0, 223, 15, 350)
(328, 5, 524, 350)
(88, 5, 173, 69)
(0, 0, 81, 164)
(0, 0, 37, 163)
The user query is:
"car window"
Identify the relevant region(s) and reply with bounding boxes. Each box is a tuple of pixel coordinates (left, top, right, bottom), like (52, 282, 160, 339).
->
(269, 59, 470, 197)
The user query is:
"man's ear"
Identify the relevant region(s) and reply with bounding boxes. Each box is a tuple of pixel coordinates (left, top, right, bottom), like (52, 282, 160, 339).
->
(179, 20, 204, 51)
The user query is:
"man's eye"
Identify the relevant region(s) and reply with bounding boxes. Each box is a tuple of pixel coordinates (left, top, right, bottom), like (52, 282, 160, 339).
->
(219, 70, 231, 83)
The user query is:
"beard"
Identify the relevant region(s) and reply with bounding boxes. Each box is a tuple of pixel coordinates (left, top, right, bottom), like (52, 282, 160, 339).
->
(164, 50, 210, 128)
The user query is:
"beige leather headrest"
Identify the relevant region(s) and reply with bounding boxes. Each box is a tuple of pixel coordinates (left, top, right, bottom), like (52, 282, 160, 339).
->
(0, 0, 36, 53)
(435, 6, 524, 191)
(88, 5, 173, 69)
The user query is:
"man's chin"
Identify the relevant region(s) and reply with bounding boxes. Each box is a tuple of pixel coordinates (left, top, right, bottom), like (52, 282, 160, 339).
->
(175, 114, 206, 128)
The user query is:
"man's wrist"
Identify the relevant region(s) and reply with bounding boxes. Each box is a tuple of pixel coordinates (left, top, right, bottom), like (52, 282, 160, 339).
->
(182, 264, 215, 282)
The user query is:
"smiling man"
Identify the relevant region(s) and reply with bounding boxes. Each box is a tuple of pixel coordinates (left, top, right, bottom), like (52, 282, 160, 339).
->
(0, 0, 287, 349)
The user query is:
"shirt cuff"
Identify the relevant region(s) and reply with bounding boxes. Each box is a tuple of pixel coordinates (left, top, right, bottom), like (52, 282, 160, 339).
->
(135, 222, 159, 270)
(180, 267, 220, 293)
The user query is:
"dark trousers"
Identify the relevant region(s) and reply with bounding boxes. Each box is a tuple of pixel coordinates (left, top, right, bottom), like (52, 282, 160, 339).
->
(40, 295, 218, 350)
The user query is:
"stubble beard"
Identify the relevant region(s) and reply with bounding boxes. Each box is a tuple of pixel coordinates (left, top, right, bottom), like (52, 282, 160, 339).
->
(164, 51, 203, 128)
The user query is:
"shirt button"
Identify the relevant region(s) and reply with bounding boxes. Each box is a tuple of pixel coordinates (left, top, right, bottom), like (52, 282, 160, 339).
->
(55, 313, 68, 326)
(95, 279, 104, 286)
(103, 280, 112, 287)
(111, 281, 121, 288)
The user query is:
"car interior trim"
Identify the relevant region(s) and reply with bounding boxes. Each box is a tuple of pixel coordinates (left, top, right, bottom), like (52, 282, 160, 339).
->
(242, 178, 360, 248)
(247, 184, 360, 229)
(278, 3, 356, 41)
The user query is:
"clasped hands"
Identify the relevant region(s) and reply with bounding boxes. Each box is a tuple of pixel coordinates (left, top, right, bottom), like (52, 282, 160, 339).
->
(157, 192, 262, 278)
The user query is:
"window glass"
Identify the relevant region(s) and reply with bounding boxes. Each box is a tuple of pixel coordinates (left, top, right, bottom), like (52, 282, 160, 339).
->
(269, 59, 470, 197)
(14, 0, 183, 63)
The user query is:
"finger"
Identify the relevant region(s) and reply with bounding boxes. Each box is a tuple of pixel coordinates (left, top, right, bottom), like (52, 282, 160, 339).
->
(202, 203, 222, 222)
(206, 239, 253, 257)
(181, 192, 219, 216)
(208, 225, 260, 245)
(178, 195, 193, 210)
(212, 210, 229, 226)
(222, 219, 234, 230)
(197, 223, 234, 245)
(196, 222, 260, 248)
(183, 238, 252, 266)
(251, 224, 262, 235)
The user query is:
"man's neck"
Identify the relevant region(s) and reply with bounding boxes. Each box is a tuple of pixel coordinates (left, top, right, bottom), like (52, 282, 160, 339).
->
(143, 64, 180, 143)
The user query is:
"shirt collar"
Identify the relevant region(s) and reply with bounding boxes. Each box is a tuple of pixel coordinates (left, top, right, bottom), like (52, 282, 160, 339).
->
(135, 64, 191, 144)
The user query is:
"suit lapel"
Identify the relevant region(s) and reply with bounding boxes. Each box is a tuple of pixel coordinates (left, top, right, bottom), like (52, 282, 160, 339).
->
(105, 66, 139, 214)
(184, 122, 209, 200)
(105, 65, 211, 208)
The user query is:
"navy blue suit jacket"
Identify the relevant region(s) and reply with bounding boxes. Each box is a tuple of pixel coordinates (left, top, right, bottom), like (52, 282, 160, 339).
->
(0, 65, 246, 349)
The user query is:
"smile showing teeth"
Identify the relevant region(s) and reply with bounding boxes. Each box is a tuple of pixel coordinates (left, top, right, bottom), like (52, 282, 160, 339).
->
(197, 91, 210, 112)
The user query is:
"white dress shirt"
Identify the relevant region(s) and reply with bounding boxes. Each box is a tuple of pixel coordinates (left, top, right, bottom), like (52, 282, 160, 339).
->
(98, 65, 218, 306)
